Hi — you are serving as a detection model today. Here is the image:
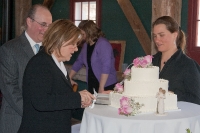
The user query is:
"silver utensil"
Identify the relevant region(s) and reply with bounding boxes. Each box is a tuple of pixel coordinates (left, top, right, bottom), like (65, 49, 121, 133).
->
(89, 88, 97, 108)
(93, 88, 98, 97)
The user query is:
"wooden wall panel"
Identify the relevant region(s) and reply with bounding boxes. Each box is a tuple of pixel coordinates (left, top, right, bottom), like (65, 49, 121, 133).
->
(15, 0, 32, 37)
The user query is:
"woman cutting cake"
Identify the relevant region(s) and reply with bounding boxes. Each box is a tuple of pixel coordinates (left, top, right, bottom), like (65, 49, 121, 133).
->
(18, 19, 95, 133)
(152, 16, 200, 105)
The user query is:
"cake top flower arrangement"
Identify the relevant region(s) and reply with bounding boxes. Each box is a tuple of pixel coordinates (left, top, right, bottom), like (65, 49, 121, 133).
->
(114, 55, 153, 93)
(118, 96, 144, 116)
(133, 55, 153, 68)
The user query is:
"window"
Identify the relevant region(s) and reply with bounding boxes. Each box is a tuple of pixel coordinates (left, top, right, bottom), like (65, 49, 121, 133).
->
(70, 0, 101, 27)
(187, 0, 200, 63)
(197, 1, 200, 46)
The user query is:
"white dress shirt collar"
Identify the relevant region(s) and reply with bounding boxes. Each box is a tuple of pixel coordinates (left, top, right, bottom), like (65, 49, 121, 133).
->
(25, 31, 42, 47)
(51, 54, 67, 78)
(25, 32, 42, 54)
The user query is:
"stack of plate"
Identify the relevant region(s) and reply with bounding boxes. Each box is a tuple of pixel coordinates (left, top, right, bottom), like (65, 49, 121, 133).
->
(95, 93, 111, 105)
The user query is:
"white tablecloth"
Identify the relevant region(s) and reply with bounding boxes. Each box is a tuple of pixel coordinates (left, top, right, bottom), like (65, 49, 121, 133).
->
(72, 124, 81, 133)
(79, 102, 200, 133)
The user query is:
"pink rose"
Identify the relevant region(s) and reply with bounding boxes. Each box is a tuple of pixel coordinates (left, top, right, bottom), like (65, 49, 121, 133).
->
(117, 87, 123, 93)
(133, 55, 153, 68)
(121, 105, 133, 114)
(123, 68, 131, 75)
(144, 55, 153, 65)
(115, 83, 124, 93)
(140, 59, 148, 68)
(133, 58, 140, 67)
(115, 83, 122, 88)
(120, 96, 129, 107)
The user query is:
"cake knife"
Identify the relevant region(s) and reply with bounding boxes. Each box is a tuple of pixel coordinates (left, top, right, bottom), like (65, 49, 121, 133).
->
(89, 88, 97, 108)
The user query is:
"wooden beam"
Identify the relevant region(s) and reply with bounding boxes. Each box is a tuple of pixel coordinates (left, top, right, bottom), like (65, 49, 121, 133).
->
(43, 0, 55, 10)
(117, 0, 151, 55)
(15, 0, 32, 37)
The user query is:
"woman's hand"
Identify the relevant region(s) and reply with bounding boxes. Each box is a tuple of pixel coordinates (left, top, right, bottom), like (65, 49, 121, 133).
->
(79, 90, 95, 108)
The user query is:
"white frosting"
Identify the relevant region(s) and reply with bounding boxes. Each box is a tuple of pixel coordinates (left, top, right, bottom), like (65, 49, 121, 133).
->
(131, 66, 159, 80)
(110, 92, 178, 113)
(110, 65, 178, 114)
(124, 79, 169, 96)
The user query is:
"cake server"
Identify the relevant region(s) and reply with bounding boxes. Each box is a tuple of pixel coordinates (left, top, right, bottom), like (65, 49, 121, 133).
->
(89, 88, 97, 108)
(93, 88, 98, 97)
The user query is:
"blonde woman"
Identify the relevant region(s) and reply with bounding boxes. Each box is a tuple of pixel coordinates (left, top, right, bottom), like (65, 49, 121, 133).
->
(18, 19, 94, 133)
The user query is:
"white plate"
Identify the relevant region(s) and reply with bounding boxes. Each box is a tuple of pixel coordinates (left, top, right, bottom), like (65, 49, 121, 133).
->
(95, 94, 110, 105)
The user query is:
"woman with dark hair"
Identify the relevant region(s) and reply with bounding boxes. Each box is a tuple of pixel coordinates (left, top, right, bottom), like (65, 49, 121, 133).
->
(18, 19, 94, 133)
(70, 20, 117, 94)
(152, 16, 200, 105)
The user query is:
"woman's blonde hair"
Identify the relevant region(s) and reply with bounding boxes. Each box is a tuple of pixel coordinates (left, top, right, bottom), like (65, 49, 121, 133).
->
(43, 19, 82, 56)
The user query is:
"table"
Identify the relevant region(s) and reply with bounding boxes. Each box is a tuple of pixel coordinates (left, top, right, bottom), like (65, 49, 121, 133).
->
(79, 102, 200, 133)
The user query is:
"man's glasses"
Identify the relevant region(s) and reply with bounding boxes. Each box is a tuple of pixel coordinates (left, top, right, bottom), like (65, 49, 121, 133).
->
(30, 18, 50, 28)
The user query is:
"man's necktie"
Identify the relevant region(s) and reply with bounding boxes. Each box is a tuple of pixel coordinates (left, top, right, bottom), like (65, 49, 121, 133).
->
(34, 44, 40, 54)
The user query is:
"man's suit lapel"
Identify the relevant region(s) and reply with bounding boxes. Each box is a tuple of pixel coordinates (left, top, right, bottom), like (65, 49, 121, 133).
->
(20, 32, 35, 58)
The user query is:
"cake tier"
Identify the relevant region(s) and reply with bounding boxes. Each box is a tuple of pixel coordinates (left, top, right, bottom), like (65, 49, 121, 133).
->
(124, 79, 169, 96)
(131, 66, 159, 80)
(110, 92, 178, 113)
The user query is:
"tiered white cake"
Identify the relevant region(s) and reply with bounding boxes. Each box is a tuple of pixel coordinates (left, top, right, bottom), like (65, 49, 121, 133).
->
(110, 64, 178, 114)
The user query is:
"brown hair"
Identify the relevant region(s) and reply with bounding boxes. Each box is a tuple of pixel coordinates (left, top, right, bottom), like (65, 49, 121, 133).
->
(42, 19, 82, 56)
(78, 20, 89, 29)
(152, 16, 186, 53)
(78, 20, 104, 43)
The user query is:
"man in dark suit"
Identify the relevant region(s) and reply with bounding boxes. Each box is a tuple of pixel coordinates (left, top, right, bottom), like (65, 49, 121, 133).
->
(0, 4, 52, 133)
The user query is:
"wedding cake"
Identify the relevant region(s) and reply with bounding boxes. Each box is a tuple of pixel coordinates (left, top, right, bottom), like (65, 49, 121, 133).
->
(109, 55, 178, 116)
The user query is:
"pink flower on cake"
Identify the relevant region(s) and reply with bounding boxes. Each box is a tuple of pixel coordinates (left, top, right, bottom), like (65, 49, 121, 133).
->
(119, 105, 133, 114)
(123, 106, 133, 114)
(123, 68, 131, 75)
(118, 96, 144, 116)
(133, 57, 140, 67)
(140, 59, 148, 68)
(144, 55, 153, 64)
(133, 55, 153, 68)
(120, 96, 129, 106)
(118, 96, 132, 115)
(114, 83, 124, 93)
(123, 68, 131, 80)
